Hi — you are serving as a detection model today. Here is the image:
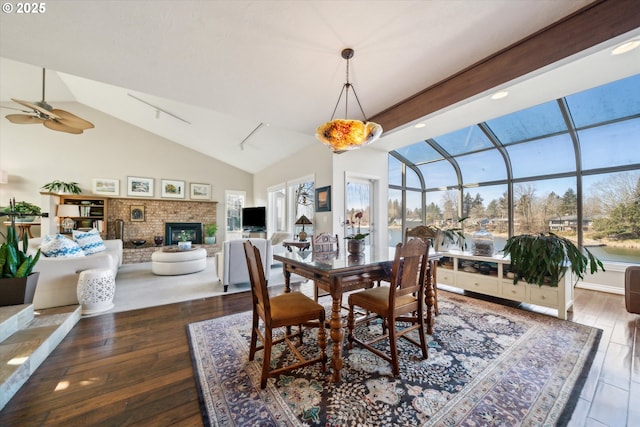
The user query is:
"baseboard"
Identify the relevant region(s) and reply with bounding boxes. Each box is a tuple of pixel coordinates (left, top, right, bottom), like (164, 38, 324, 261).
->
(575, 282, 625, 295)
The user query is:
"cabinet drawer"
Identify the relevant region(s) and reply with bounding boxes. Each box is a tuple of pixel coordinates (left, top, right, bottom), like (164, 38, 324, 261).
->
(456, 272, 499, 294)
(529, 286, 558, 307)
(437, 269, 455, 285)
(500, 281, 527, 300)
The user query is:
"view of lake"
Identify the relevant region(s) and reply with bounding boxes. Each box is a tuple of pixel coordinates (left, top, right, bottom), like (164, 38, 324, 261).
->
(386, 228, 640, 264)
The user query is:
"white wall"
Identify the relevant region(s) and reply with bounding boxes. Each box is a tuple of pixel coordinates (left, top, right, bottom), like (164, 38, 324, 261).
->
(0, 103, 253, 240)
(254, 140, 389, 247)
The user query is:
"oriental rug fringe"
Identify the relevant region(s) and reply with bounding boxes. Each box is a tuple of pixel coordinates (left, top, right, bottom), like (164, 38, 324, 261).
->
(187, 291, 600, 426)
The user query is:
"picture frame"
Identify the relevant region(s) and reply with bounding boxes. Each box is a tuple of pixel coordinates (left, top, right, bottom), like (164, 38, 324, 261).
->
(127, 176, 154, 197)
(315, 186, 332, 212)
(92, 178, 119, 196)
(130, 205, 145, 222)
(161, 179, 186, 199)
(190, 182, 211, 200)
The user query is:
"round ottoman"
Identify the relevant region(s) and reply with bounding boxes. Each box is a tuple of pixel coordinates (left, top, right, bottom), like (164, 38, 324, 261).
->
(151, 247, 208, 275)
(77, 268, 116, 315)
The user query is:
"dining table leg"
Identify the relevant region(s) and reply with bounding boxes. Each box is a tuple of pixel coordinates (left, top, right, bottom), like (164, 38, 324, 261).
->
(329, 280, 344, 382)
(424, 260, 435, 335)
(283, 268, 292, 293)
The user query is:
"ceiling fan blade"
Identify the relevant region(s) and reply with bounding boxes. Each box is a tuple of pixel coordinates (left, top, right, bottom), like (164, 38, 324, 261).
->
(51, 109, 95, 129)
(5, 114, 45, 124)
(1, 105, 33, 113)
(11, 98, 60, 119)
(43, 120, 83, 134)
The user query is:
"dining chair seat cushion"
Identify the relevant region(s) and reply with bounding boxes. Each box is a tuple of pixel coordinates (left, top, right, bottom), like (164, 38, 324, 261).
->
(348, 285, 417, 313)
(270, 292, 325, 326)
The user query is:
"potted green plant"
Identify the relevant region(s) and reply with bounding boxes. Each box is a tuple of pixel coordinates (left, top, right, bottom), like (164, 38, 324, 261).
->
(41, 180, 82, 195)
(1, 201, 41, 222)
(0, 199, 41, 306)
(204, 223, 218, 245)
(502, 232, 605, 287)
(178, 230, 192, 250)
(344, 232, 369, 254)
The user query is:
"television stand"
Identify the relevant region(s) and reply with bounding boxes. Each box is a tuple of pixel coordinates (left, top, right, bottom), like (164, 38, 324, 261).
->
(243, 230, 266, 239)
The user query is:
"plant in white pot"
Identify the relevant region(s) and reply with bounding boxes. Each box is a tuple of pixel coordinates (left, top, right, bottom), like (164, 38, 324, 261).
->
(0, 199, 41, 306)
(177, 230, 192, 250)
(204, 223, 217, 245)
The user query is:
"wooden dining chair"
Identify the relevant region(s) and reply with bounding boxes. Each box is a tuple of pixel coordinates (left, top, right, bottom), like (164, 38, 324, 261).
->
(405, 225, 439, 315)
(347, 238, 430, 376)
(311, 232, 339, 253)
(243, 240, 327, 389)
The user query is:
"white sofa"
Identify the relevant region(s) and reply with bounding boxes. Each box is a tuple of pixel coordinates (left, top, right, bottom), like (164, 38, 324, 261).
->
(26, 237, 123, 310)
(216, 238, 272, 292)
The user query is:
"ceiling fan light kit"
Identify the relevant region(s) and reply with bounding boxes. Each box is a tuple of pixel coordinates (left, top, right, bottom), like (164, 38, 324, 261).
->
(4, 68, 94, 134)
(315, 48, 382, 153)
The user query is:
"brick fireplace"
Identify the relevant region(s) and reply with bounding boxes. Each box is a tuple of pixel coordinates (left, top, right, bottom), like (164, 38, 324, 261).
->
(165, 222, 203, 245)
(106, 198, 219, 263)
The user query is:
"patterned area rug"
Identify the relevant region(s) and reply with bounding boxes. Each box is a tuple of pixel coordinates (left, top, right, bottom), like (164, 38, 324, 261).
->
(187, 291, 601, 426)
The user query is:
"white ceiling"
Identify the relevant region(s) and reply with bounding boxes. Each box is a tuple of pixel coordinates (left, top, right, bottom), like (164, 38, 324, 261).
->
(1, 0, 637, 174)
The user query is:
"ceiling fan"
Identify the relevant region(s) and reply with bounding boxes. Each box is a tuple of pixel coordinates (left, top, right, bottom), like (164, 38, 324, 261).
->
(3, 68, 94, 134)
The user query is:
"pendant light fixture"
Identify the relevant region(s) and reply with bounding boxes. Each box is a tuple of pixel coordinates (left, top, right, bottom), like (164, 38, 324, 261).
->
(315, 48, 382, 153)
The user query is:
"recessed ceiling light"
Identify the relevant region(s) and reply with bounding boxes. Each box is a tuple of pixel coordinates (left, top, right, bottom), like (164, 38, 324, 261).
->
(611, 40, 640, 55)
(491, 90, 509, 100)
(414, 123, 426, 129)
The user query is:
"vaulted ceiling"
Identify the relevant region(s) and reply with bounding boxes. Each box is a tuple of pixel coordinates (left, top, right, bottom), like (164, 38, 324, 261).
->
(1, 1, 638, 174)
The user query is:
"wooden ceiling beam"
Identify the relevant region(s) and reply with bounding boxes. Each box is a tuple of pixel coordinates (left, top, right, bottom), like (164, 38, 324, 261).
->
(370, 0, 640, 133)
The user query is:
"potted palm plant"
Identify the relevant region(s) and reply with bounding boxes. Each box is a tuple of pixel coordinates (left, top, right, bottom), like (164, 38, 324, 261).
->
(0, 199, 41, 306)
(41, 180, 82, 195)
(502, 232, 605, 287)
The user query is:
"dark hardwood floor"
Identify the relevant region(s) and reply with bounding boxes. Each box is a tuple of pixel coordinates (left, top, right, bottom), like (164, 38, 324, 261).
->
(0, 285, 637, 426)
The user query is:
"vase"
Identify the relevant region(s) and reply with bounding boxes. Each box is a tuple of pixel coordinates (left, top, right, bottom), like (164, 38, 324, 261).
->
(204, 236, 215, 245)
(178, 241, 192, 250)
(154, 236, 164, 246)
(347, 239, 365, 254)
(0, 272, 40, 306)
(114, 219, 124, 240)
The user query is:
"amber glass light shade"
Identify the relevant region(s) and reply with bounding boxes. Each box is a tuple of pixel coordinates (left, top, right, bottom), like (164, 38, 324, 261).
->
(315, 119, 383, 153)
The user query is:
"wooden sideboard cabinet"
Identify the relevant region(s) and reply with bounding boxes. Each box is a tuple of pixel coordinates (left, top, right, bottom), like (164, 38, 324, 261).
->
(437, 250, 573, 319)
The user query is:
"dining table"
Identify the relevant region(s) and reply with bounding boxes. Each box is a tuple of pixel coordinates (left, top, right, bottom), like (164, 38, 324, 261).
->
(274, 246, 440, 382)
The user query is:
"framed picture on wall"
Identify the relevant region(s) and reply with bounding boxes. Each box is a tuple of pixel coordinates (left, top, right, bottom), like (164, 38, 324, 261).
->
(315, 186, 331, 212)
(190, 182, 211, 200)
(130, 205, 145, 222)
(127, 176, 154, 197)
(161, 179, 186, 199)
(92, 178, 119, 196)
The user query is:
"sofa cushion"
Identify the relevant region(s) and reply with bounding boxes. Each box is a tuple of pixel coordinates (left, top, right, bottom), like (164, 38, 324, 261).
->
(73, 228, 107, 255)
(40, 234, 85, 258)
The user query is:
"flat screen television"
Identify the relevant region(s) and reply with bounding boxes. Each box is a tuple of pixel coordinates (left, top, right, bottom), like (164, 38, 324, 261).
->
(242, 206, 266, 231)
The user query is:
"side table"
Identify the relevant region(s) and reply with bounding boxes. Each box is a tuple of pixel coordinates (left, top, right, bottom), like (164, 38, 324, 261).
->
(282, 240, 310, 252)
(77, 268, 116, 315)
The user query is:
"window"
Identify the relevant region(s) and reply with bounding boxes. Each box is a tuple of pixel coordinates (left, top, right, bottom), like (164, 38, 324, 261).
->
(225, 190, 245, 235)
(389, 74, 640, 263)
(268, 184, 286, 234)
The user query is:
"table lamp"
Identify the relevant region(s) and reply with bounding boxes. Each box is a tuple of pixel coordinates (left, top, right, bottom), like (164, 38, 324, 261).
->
(57, 204, 80, 233)
(295, 215, 312, 241)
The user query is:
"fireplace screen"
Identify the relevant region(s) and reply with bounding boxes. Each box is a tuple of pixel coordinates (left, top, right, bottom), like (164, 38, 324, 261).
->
(165, 222, 203, 245)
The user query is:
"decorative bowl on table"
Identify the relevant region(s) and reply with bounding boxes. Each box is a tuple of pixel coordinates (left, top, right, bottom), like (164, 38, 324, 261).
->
(131, 239, 146, 247)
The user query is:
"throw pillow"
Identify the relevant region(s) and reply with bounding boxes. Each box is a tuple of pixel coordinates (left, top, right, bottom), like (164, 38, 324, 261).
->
(72, 228, 107, 255)
(40, 234, 85, 258)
